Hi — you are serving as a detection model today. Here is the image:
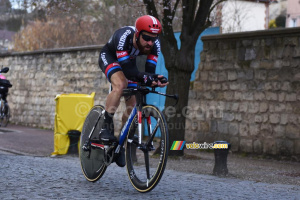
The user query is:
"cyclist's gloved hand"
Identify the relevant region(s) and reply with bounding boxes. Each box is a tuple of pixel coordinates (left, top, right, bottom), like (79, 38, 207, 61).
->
(143, 74, 158, 86)
(158, 76, 168, 84)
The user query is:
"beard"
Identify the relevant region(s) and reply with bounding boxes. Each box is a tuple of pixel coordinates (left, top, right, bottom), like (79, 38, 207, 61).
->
(137, 39, 152, 54)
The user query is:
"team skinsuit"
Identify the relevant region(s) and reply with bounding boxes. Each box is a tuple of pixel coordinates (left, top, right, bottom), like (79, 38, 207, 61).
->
(99, 27, 161, 85)
(98, 15, 163, 167)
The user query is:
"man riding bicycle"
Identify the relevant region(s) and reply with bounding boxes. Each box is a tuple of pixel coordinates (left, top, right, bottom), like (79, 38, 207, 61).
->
(98, 15, 168, 167)
(0, 73, 9, 103)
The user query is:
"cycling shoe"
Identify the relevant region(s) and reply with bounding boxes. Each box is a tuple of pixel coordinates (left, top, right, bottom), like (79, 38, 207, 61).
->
(99, 129, 117, 143)
(116, 146, 125, 167)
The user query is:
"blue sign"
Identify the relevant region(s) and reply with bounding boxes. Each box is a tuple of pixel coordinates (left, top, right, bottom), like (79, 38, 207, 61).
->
(147, 27, 220, 109)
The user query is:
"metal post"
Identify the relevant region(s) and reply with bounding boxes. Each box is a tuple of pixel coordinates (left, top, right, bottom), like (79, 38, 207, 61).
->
(213, 141, 231, 176)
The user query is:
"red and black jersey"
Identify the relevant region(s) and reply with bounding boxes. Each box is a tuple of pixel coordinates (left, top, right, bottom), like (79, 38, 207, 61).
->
(99, 26, 161, 82)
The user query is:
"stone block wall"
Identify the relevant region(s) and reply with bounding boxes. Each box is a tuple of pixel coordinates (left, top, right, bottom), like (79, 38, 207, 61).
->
(187, 27, 300, 157)
(0, 46, 111, 129)
(0, 27, 299, 157)
(0, 46, 145, 131)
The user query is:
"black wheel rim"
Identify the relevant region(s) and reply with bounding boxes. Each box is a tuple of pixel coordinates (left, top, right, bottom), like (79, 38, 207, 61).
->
(126, 106, 168, 192)
(79, 105, 107, 181)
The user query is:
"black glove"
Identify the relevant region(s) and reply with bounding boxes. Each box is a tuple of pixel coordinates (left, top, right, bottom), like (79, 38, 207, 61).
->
(143, 74, 158, 86)
(158, 76, 168, 84)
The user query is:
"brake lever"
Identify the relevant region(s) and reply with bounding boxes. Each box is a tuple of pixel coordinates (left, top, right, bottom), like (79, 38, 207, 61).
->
(153, 91, 179, 106)
(171, 94, 179, 106)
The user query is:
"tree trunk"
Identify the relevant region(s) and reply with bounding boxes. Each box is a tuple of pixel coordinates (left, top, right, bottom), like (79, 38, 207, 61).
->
(164, 68, 191, 156)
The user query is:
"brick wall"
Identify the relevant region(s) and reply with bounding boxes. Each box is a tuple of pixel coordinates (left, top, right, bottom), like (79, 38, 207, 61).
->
(187, 27, 300, 157)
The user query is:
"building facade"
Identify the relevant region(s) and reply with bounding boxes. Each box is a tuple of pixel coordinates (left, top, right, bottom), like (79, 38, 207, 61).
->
(286, 0, 300, 27)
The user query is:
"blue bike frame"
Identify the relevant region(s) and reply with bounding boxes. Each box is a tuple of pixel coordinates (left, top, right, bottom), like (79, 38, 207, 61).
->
(116, 106, 137, 151)
(89, 86, 177, 154)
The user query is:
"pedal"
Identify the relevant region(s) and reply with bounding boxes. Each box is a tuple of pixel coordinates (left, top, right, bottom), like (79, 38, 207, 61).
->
(103, 144, 117, 166)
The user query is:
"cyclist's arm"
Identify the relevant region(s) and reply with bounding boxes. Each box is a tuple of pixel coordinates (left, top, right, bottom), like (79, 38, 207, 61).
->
(145, 40, 160, 74)
(144, 41, 168, 87)
(121, 61, 167, 87)
(119, 59, 152, 83)
(117, 51, 156, 85)
(145, 54, 157, 74)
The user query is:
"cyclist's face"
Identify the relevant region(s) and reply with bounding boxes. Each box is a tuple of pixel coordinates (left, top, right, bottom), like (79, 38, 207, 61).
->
(137, 32, 158, 54)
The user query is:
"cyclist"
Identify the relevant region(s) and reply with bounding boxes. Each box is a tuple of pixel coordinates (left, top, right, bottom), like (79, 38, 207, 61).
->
(0, 73, 8, 103)
(98, 15, 168, 167)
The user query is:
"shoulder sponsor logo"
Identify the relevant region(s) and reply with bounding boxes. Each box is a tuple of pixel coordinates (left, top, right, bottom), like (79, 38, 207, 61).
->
(116, 51, 128, 58)
(117, 29, 131, 50)
(101, 52, 108, 66)
(155, 40, 161, 54)
(148, 55, 158, 62)
(152, 56, 158, 62)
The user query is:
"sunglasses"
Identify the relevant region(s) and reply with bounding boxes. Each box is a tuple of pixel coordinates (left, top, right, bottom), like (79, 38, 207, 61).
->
(141, 34, 158, 42)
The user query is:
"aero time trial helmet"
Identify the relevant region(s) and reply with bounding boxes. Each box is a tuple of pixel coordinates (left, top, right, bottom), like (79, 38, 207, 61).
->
(135, 15, 162, 38)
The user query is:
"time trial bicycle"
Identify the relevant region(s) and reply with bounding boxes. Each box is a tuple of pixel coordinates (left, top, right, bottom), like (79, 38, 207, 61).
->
(79, 79, 178, 193)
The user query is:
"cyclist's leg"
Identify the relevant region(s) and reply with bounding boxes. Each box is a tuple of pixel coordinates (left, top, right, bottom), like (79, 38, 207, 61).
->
(122, 95, 136, 126)
(99, 51, 127, 140)
(98, 71, 128, 142)
(121, 80, 137, 126)
(107, 71, 128, 114)
(122, 92, 137, 164)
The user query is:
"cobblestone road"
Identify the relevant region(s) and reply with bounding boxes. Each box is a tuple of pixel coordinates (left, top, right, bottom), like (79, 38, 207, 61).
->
(0, 153, 299, 199)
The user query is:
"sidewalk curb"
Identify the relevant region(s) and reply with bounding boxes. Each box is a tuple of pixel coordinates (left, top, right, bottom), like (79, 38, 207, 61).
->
(0, 147, 51, 157)
(0, 147, 33, 156)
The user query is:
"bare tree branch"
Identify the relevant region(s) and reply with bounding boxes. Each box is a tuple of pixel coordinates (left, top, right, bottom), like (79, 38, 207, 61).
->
(171, 0, 180, 20)
(162, 0, 173, 36)
(208, 0, 227, 20)
(143, 0, 159, 19)
(193, 0, 214, 36)
(181, 0, 198, 36)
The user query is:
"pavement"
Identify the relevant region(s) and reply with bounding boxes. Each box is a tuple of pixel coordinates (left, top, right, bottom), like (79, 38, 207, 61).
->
(0, 124, 54, 156)
(0, 124, 300, 188)
(1, 154, 299, 199)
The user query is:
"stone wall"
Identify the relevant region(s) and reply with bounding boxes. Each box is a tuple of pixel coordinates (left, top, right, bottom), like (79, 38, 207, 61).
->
(0, 46, 146, 131)
(0, 46, 111, 129)
(187, 27, 300, 157)
(0, 27, 299, 157)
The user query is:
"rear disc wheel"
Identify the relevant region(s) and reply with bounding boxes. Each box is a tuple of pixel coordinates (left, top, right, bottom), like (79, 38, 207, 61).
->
(79, 105, 107, 182)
